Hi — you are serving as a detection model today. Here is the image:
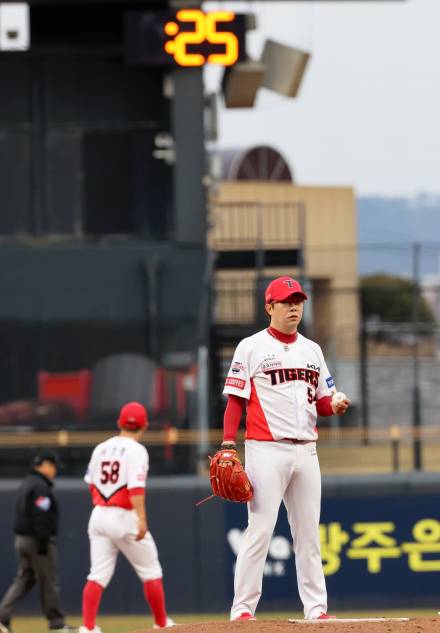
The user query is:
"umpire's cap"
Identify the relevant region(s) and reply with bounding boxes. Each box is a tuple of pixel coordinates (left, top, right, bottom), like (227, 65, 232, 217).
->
(118, 401, 148, 431)
(33, 449, 60, 468)
(265, 276, 308, 303)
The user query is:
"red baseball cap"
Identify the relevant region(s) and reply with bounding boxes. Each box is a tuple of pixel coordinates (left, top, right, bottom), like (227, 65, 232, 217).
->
(265, 276, 308, 303)
(118, 402, 148, 430)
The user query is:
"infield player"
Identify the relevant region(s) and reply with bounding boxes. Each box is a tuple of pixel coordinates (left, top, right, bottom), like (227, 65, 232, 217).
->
(79, 402, 176, 633)
(221, 276, 350, 621)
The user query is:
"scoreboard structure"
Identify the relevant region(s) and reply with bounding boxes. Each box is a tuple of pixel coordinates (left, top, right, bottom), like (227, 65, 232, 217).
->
(0, 1, 213, 244)
(0, 1, 211, 390)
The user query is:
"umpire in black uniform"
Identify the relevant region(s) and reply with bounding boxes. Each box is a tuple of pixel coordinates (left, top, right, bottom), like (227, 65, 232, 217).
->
(0, 450, 73, 633)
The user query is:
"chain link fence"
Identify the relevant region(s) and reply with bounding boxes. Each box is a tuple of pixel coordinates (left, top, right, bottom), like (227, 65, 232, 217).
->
(0, 242, 440, 474)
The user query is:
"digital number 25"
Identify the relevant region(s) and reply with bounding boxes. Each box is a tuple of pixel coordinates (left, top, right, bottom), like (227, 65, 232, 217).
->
(172, 10, 239, 67)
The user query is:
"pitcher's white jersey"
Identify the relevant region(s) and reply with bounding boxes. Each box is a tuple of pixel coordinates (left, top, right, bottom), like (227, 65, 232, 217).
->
(85, 436, 148, 509)
(223, 329, 334, 441)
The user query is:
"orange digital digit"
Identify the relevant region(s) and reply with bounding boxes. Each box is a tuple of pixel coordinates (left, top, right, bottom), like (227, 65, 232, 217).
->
(163, 9, 241, 67)
(165, 9, 206, 67)
(206, 11, 238, 66)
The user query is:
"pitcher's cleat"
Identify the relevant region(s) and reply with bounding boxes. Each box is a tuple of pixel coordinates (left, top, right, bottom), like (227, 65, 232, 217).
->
(233, 613, 257, 621)
(153, 618, 177, 628)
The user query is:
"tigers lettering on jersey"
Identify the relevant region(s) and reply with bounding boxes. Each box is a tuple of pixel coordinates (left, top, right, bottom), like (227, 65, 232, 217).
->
(265, 367, 319, 387)
(223, 329, 334, 441)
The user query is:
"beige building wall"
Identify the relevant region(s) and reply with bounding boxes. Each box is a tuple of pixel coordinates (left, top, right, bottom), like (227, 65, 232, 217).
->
(208, 181, 359, 358)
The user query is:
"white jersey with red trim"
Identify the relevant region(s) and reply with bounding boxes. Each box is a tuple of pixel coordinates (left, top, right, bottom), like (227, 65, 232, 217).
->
(223, 329, 334, 441)
(85, 435, 148, 509)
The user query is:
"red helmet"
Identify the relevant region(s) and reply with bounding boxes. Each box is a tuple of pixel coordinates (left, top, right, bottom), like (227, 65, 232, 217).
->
(118, 402, 148, 430)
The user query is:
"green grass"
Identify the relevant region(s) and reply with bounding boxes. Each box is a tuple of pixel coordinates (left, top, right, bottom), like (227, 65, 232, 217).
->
(8, 610, 440, 633)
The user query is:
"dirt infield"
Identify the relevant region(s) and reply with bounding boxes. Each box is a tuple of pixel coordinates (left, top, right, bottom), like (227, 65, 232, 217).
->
(126, 616, 440, 633)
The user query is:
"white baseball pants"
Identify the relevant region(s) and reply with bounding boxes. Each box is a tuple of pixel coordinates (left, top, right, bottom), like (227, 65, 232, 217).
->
(231, 440, 327, 620)
(87, 505, 163, 588)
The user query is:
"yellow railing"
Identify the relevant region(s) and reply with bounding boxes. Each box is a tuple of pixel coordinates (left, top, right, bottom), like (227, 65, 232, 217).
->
(0, 425, 438, 447)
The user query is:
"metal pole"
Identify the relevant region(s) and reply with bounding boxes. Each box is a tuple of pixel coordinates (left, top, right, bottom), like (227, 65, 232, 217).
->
(196, 344, 209, 473)
(30, 58, 45, 235)
(141, 255, 161, 362)
(297, 201, 306, 281)
(412, 242, 422, 470)
(359, 290, 369, 445)
(390, 424, 401, 473)
(295, 201, 307, 335)
(196, 251, 216, 473)
(255, 203, 266, 328)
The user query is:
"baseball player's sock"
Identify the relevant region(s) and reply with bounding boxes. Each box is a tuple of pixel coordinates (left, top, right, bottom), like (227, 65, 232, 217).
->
(82, 580, 104, 630)
(143, 578, 167, 628)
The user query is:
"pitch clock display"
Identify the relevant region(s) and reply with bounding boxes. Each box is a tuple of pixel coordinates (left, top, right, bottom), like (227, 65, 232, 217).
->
(125, 10, 246, 68)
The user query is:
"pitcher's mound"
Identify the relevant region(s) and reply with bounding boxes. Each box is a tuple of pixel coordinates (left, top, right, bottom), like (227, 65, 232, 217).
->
(126, 616, 440, 633)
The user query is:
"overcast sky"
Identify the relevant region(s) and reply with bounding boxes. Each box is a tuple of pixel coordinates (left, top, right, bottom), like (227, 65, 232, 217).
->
(204, 0, 440, 198)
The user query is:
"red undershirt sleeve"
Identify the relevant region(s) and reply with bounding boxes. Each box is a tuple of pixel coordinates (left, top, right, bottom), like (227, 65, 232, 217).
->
(223, 394, 246, 442)
(128, 487, 145, 498)
(316, 395, 334, 417)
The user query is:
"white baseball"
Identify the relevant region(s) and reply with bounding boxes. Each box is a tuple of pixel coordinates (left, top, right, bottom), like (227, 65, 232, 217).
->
(332, 391, 347, 405)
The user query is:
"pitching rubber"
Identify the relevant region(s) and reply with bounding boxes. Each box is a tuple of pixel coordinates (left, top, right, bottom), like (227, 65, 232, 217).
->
(288, 617, 410, 624)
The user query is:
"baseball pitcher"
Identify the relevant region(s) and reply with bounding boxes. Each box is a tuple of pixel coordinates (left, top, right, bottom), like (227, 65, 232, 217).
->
(214, 276, 350, 622)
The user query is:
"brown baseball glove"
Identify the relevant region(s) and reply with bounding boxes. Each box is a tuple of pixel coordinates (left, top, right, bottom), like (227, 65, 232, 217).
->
(209, 447, 254, 503)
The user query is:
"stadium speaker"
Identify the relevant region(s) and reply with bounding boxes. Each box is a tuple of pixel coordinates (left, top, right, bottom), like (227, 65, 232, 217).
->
(222, 61, 265, 108)
(261, 39, 310, 98)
